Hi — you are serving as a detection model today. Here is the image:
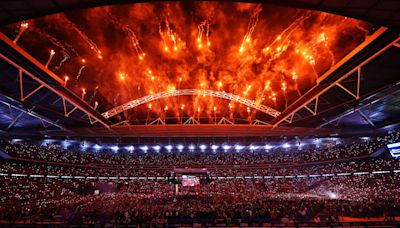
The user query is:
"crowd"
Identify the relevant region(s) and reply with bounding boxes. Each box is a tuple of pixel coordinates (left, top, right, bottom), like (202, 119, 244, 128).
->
(1, 131, 399, 166)
(0, 131, 399, 224)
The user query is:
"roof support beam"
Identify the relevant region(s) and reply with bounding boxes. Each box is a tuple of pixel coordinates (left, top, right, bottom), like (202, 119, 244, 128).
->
(0, 32, 111, 129)
(0, 96, 71, 133)
(271, 27, 400, 128)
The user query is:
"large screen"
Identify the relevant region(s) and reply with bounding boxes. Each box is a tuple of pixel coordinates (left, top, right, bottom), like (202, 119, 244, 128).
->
(387, 142, 400, 158)
(181, 175, 200, 187)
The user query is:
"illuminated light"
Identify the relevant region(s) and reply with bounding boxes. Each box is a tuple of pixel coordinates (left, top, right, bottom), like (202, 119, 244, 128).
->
(229, 104, 233, 109)
(126, 145, 134, 153)
(188, 144, 196, 151)
(196, 37, 201, 43)
(81, 59, 86, 63)
(139, 55, 144, 60)
(197, 107, 201, 112)
(276, 35, 281, 40)
(200, 82, 204, 88)
(309, 59, 315, 65)
(245, 37, 251, 43)
(148, 103, 152, 109)
(222, 145, 231, 151)
(179, 77, 182, 82)
(295, 49, 299, 53)
(149, 90, 154, 95)
(199, 144, 207, 151)
(247, 107, 251, 113)
(177, 144, 184, 152)
(148, 70, 152, 74)
(211, 145, 219, 151)
(292, 72, 298, 80)
(198, 43, 203, 49)
(173, 46, 178, 51)
(239, 46, 245, 53)
(327, 192, 337, 199)
(207, 41, 211, 46)
(181, 104, 185, 110)
(264, 144, 273, 150)
(282, 143, 290, 148)
(21, 22, 29, 28)
(140, 145, 149, 152)
(98, 50, 102, 54)
(164, 105, 168, 111)
(119, 73, 126, 81)
(151, 76, 155, 81)
(272, 97, 277, 101)
(62, 140, 70, 149)
(213, 106, 217, 112)
(50, 49, 55, 55)
(93, 144, 102, 151)
(152, 145, 161, 152)
(281, 82, 287, 91)
(235, 144, 245, 151)
(249, 145, 259, 151)
(218, 81, 223, 88)
(165, 145, 173, 152)
(64, 75, 69, 84)
(110, 145, 119, 152)
(164, 46, 169, 52)
(277, 46, 282, 52)
(82, 88, 86, 95)
(302, 51, 306, 56)
(94, 101, 98, 109)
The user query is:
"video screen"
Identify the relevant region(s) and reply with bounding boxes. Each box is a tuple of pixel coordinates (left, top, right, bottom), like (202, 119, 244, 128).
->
(181, 175, 200, 187)
(387, 142, 400, 158)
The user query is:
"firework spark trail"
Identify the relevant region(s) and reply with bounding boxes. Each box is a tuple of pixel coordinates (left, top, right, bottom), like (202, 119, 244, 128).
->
(76, 65, 86, 81)
(107, 13, 146, 60)
(239, 5, 262, 53)
(159, 16, 180, 52)
(113, 93, 120, 106)
(61, 15, 102, 58)
(89, 86, 99, 103)
(54, 53, 70, 72)
(197, 20, 211, 48)
(31, 28, 80, 57)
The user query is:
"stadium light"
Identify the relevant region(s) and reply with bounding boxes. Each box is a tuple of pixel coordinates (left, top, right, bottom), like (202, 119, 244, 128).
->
(152, 145, 161, 152)
(199, 144, 207, 152)
(110, 145, 119, 153)
(126, 145, 134, 153)
(93, 144, 102, 151)
(177, 144, 184, 152)
(222, 145, 231, 151)
(211, 145, 219, 151)
(165, 145, 173, 152)
(235, 144, 245, 152)
(282, 143, 290, 148)
(62, 140, 71, 149)
(264, 144, 273, 150)
(140, 145, 149, 153)
(80, 142, 89, 152)
(249, 145, 259, 151)
(188, 144, 196, 151)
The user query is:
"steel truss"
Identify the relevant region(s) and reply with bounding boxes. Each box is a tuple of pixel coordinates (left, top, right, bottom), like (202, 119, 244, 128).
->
(0, 96, 69, 132)
(102, 89, 281, 119)
(271, 27, 400, 128)
(0, 32, 111, 129)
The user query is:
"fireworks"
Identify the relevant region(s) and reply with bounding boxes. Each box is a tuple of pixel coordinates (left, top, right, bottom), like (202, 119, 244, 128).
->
(4, 2, 373, 124)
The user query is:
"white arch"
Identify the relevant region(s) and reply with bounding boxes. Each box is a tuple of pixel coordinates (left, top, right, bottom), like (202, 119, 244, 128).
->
(102, 89, 281, 119)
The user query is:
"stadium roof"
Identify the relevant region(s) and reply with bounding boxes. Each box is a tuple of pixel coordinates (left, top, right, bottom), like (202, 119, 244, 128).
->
(0, 0, 399, 138)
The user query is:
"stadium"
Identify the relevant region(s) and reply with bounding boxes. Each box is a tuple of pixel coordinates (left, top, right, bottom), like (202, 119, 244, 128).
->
(0, 0, 400, 227)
